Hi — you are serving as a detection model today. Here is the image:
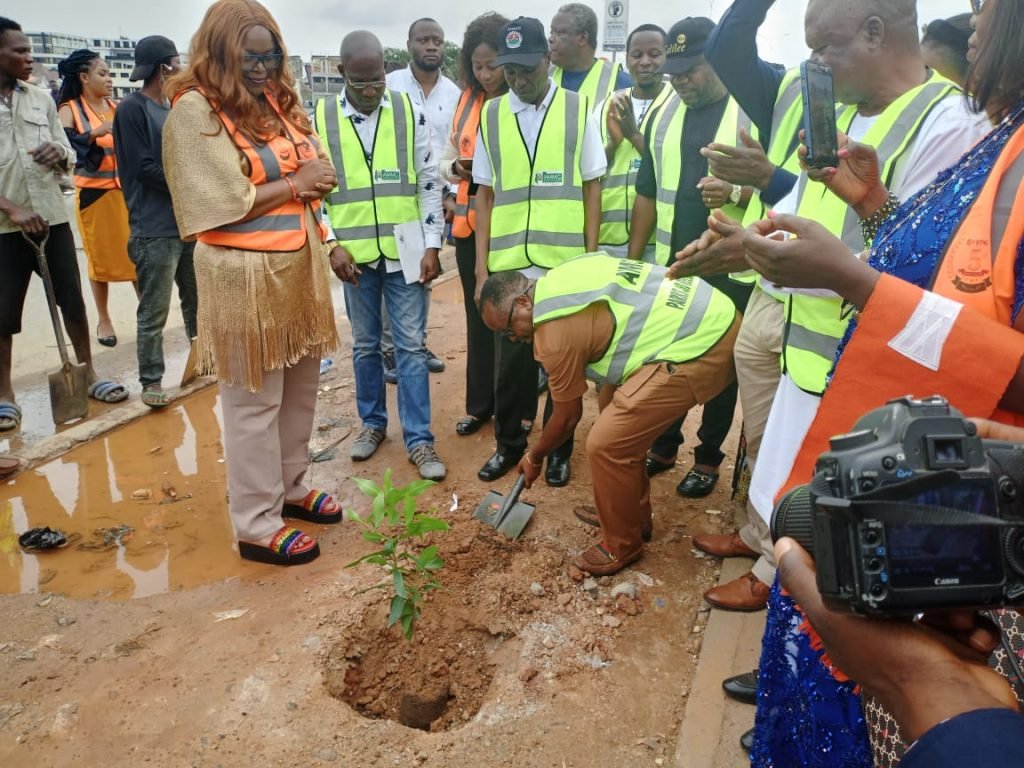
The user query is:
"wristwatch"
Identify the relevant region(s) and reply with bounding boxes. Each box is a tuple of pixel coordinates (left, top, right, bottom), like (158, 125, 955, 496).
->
(728, 184, 743, 205)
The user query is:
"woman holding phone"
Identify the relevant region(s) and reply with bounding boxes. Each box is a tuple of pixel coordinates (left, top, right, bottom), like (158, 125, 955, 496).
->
(439, 12, 509, 437)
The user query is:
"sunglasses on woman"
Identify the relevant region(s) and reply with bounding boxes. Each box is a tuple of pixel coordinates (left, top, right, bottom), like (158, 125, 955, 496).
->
(969, 0, 985, 13)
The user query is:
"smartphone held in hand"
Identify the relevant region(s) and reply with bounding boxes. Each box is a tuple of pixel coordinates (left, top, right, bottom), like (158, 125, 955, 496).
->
(800, 60, 840, 169)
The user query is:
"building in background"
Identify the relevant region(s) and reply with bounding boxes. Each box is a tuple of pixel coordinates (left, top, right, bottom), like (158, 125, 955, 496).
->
(28, 31, 137, 98)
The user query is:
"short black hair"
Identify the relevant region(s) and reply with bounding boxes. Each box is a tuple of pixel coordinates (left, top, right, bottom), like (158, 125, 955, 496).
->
(627, 24, 665, 52)
(478, 271, 529, 314)
(0, 17, 22, 36)
(408, 18, 441, 40)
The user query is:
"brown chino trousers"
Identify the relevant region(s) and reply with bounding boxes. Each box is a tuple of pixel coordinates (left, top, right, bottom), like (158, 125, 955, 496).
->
(587, 317, 740, 559)
(219, 356, 320, 543)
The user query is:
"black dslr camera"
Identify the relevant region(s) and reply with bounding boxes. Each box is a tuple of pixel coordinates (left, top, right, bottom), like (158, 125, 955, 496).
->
(771, 396, 1024, 616)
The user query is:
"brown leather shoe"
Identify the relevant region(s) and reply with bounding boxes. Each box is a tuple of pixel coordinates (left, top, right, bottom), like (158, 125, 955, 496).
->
(703, 572, 770, 611)
(693, 532, 759, 559)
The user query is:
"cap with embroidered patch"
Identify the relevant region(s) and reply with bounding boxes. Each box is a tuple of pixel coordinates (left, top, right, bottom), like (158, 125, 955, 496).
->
(663, 17, 715, 75)
(495, 17, 549, 67)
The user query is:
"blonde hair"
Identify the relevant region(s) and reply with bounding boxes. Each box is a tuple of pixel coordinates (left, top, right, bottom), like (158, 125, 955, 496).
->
(165, 0, 310, 142)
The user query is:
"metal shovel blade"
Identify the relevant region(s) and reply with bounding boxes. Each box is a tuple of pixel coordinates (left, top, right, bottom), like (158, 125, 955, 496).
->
(48, 360, 90, 424)
(472, 474, 535, 539)
(180, 339, 199, 387)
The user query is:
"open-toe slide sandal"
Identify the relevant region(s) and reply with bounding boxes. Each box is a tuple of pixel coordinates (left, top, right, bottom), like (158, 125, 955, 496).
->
(238, 527, 320, 566)
(88, 380, 129, 403)
(282, 490, 342, 524)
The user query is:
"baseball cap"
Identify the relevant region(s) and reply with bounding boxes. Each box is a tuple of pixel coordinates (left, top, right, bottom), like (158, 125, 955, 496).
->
(922, 13, 972, 56)
(662, 17, 715, 75)
(130, 35, 179, 82)
(494, 17, 549, 67)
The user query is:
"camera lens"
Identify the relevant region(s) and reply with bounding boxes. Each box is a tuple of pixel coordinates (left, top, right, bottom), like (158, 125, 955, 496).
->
(771, 486, 815, 555)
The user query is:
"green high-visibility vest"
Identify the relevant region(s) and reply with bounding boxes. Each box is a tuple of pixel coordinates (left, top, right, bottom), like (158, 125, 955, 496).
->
(533, 252, 737, 386)
(649, 93, 753, 266)
(784, 73, 958, 395)
(315, 91, 420, 264)
(479, 87, 588, 272)
(733, 69, 805, 285)
(598, 84, 674, 247)
(552, 59, 623, 114)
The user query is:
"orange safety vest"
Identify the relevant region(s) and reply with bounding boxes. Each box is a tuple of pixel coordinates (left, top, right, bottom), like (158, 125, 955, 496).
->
(189, 88, 327, 253)
(451, 89, 484, 239)
(778, 122, 1024, 502)
(69, 97, 119, 190)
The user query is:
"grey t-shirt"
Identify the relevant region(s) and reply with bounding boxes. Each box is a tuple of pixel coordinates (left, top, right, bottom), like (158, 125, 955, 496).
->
(113, 91, 179, 238)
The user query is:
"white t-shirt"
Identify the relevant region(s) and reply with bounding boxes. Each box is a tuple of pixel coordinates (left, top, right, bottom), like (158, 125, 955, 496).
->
(747, 93, 992, 524)
(472, 80, 607, 278)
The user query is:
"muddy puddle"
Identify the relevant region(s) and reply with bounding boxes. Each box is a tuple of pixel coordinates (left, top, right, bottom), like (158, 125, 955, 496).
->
(0, 388, 260, 600)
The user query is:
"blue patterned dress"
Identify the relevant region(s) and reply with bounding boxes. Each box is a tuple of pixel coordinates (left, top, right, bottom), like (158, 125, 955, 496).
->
(751, 103, 1024, 768)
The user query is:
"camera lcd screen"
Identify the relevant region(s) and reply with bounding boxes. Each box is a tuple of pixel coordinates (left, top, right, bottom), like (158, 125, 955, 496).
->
(886, 482, 1003, 590)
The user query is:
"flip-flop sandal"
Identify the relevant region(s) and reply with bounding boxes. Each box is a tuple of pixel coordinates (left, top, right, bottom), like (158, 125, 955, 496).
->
(238, 526, 320, 566)
(0, 454, 22, 479)
(575, 542, 643, 577)
(88, 380, 129, 404)
(19, 527, 69, 551)
(573, 505, 652, 542)
(0, 401, 22, 432)
(282, 490, 342, 524)
(96, 324, 117, 348)
(141, 388, 170, 409)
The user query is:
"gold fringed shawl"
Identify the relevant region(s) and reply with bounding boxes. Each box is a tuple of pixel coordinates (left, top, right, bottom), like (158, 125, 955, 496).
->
(163, 90, 339, 392)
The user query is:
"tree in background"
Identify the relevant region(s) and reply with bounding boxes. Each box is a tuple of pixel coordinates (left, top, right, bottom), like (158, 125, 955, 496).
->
(383, 42, 462, 83)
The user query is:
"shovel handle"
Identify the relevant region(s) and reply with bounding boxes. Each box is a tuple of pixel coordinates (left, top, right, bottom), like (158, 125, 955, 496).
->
(494, 473, 527, 525)
(21, 231, 73, 370)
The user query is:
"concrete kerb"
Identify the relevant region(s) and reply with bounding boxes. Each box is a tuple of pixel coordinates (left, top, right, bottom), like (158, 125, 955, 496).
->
(8, 376, 217, 472)
(674, 517, 767, 768)
(8, 265, 464, 474)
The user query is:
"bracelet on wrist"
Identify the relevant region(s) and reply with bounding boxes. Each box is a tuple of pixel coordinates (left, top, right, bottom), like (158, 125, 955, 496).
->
(525, 451, 543, 468)
(283, 175, 300, 202)
(859, 193, 900, 246)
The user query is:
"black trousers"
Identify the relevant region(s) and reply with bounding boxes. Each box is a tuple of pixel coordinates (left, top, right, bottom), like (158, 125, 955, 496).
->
(650, 274, 754, 468)
(454, 235, 494, 420)
(494, 329, 572, 460)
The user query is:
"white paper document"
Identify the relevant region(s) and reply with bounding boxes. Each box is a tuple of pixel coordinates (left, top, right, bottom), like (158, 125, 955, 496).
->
(394, 220, 425, 285)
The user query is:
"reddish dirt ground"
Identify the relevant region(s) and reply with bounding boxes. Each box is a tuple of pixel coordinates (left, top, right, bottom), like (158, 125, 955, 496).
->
(0, 274, 742, 767)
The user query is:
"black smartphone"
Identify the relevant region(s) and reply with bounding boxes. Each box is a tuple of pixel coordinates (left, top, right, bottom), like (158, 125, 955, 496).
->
(800, 60, 839, 169)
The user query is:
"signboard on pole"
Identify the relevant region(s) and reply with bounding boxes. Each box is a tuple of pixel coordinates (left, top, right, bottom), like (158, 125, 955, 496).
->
(603, 0, 628, 53)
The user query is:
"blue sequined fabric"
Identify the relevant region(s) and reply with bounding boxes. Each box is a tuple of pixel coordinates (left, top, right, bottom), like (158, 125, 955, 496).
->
(753, 105, 1024, 767)
(750, 580, 874, 767)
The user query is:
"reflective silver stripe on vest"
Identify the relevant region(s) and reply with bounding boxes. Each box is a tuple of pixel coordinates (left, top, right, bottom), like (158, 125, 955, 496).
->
(594, 61, 614, 108)
(454, 92, 474, 137)
(494, 185, 583, 205)
(454, 197, 477, 217)
(771, 75, 802, 144)
(674, 279, 714, 343)
(838, 82, 953, 249)
(655, 229, 673, 248)
(216, 214, 304, 234)
(484, 99, 504, 192)
(324, 91, 416, 206)
(333, 223, 397, 240)
(605, 172, 632, 187)
(992, 150, 1024, 259)
(253, 141, 283, 181)
(489, 230, 584, 251)
(786, 322, 842, 360)
(652, 97, 683, 177)
(601, 209, 630, 224)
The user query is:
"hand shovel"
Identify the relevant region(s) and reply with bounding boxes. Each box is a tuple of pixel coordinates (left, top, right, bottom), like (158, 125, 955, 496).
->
(472, 474, 535, 539)
(23, 230, 90, 424)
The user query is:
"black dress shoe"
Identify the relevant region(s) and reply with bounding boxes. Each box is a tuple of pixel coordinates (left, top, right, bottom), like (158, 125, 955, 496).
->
(645, 454, 675, 477)
(740, 728, 754, 753)
(545, 455, 571, 487)
(456, 416, 488, 436)
(722, 670, 758, 705)
(478, 451, 521, 481)
(676, 468, 719, 498)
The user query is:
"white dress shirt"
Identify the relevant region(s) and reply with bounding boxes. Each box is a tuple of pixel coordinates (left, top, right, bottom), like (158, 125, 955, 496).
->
(386, 66, 461, 167)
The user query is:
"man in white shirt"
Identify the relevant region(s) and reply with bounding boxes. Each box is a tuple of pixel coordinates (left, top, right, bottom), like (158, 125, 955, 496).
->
(317, 30, 446, 481)
(380, 18, 462, 379)
(471, 16, 606, 488)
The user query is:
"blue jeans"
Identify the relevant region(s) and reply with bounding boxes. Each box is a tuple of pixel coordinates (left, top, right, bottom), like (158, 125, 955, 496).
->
(343, 262, 433, 450)
(128, 237, 198, 387)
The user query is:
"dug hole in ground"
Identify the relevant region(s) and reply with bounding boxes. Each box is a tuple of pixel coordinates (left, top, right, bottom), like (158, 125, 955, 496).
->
(0, 268, 753, 767)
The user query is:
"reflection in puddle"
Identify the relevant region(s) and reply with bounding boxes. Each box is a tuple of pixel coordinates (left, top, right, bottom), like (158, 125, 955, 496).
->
(0, 389, 255, 600)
